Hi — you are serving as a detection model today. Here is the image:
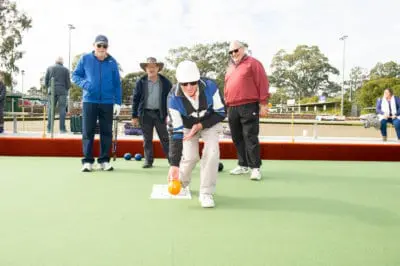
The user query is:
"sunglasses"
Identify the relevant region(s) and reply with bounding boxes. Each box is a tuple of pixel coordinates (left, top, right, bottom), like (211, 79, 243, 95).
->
(180, 81, 198, 86)
(96, 44, 108, 49)
(229, 48, 240, 55)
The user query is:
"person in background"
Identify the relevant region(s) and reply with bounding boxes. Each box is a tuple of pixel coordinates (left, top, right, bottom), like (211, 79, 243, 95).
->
(0, 72, 6, 133)
(376, 88, 400, 142)
(224, 40, 269, 180)
(72, 35, 122, 172)
(132, 57, 172, 168)
(45, 56, 71, 133)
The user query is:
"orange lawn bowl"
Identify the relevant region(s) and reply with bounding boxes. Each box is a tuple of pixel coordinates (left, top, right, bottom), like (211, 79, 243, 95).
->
(168, 179, 181, 195)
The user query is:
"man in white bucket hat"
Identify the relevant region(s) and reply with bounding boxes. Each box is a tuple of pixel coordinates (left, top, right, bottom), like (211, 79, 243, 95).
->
(167, 60, 226, 208)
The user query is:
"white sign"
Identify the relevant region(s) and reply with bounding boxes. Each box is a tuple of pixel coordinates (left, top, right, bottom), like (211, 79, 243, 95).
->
(287, 99, 295, 106)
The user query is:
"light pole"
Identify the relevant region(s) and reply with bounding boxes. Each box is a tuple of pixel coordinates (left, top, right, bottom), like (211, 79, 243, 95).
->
(68, 24, 75, 112)
(68, 24, 75, 71)
(339, 35, 348, 116)
(21, 70, 25, 95)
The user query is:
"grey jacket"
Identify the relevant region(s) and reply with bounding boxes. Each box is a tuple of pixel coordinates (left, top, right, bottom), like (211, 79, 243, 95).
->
(45, 63, 71, 95)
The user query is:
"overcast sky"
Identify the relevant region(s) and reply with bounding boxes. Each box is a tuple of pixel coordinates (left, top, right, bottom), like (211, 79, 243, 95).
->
(12, 0, 400, 92)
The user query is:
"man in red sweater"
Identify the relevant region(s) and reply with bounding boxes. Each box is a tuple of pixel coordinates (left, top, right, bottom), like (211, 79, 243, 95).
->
(224, 40, 269, 180)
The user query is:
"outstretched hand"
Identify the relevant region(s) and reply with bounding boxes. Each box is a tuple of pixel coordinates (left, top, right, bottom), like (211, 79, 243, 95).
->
(183, 123, 202, 141)
(168, 166, 179, 181)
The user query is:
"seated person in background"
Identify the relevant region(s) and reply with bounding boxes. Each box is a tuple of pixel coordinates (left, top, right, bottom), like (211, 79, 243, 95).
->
(0, 72, 5, 133)
(376, 88, 400, 141)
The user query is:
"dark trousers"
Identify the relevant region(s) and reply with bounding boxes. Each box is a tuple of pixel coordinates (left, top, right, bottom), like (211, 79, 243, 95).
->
(140, 109, 169, 164)
(47, 94, 67, 131)
(228, 102, 261, 168)
(82, 102, 113, 164)
(380, 118, 400, 139)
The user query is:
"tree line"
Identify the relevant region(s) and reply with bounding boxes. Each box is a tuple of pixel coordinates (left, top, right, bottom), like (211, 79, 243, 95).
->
(2, 0, 399, 115)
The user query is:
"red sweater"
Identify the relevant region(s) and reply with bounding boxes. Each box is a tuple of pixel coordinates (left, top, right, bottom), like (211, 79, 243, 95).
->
(224, 56, 269, 107)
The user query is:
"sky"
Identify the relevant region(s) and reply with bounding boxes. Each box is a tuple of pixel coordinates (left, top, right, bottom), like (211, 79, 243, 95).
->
(10, 0, 400, 93)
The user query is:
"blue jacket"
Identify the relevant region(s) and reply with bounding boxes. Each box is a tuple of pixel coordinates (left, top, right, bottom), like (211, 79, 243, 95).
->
(72, 52, 122, 105)
(376, 96, 400, 116)
(132, 74, 172, 121)
(167, 78, 226, 166)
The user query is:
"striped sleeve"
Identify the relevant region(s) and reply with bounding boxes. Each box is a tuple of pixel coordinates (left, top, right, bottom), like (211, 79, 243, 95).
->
(167, 95, 184, 167)
(212, 89, 226, 116)
(200, 85, 226, 129)
(168, 108, 184, 140)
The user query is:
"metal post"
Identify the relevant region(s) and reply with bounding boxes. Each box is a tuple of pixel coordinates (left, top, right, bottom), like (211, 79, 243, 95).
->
(339, 35, 348, 116)
(21, 70, 25, 131)
(21, 70, 25, 95)
(50, 77, 55, 138)
(67, 24, 75, 113)
(12, 100, 17, 133)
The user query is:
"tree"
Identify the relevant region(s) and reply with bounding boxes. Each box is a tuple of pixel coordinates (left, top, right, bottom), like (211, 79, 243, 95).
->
(165, 42, 247, 92)
(269, 87, 289, 106)
(348, 66, 369, 101)
(121, 71, 144, 103)
(160, 68, 176, 85)
(356, 77, 400, 111)
(270, 45, 340, 98)
(27, 86, 39, 96)
(39, 73, 46, 95)
(369, 61, 400, 80)
(69, 53, 85, 101)
(0, 0, 32, 87)
(0, 70, 12, 89)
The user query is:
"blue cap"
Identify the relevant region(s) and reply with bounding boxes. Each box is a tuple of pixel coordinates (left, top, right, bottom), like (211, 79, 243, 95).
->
(94, 35, 108, 44)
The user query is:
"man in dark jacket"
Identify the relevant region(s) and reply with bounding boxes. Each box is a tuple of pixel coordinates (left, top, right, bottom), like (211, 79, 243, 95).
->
(45, 56, 71, 133)
(132, 57, 172, 168)
(0, 72, 6, 133)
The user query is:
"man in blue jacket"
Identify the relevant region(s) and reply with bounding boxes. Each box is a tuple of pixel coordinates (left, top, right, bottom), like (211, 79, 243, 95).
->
(376, 88, 400, 141)
(167, 60, 226, 208)
(72, 35, 122, 172)
(132, 57, 172, 168)
(0, 72, 5, 134)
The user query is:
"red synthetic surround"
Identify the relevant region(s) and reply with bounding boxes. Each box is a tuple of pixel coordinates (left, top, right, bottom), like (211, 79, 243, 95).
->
(1, 137, 400, 161)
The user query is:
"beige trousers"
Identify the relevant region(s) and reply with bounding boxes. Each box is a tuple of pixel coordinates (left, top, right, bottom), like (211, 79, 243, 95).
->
(180, 124, 220, 195)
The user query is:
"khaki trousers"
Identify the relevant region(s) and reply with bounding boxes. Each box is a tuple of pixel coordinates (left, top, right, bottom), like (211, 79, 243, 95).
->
(180, 124, 220, 195)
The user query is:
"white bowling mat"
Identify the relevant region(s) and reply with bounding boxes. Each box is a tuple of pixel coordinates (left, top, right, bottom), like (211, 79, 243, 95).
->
(150, 184, 192, 199)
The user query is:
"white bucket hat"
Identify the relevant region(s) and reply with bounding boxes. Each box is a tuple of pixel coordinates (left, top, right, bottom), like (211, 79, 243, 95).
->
(176, 60, 200, 83)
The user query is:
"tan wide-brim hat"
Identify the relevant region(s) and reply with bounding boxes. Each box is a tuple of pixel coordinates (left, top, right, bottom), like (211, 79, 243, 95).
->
(140, 57, 164, 72)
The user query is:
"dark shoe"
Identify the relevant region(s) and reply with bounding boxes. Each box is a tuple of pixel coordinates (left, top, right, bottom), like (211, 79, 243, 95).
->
(142, 163, 153, 168)
(0, 127, 3, 133)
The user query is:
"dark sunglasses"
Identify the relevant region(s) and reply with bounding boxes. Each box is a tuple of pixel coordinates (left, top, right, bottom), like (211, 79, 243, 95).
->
(180, 81, 198, 86)
(229, 48, 240, 55)
(96, 44, 108, 49)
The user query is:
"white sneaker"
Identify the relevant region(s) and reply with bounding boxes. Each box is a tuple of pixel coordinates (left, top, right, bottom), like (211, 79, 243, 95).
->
(81, 163, 93, 172)
(199, 194, 215, 208)
(230, 166, 250, 175)
(99, 162, 114, 171)
(250, 168, 262, 180)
